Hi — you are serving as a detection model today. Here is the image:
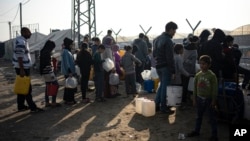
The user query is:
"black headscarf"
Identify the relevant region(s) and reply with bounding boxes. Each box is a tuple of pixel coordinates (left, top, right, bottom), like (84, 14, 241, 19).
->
(40, 40, 56, 75)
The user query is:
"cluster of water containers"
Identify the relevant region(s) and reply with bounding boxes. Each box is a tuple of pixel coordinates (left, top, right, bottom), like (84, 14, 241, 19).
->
(135, 69, 185, 117)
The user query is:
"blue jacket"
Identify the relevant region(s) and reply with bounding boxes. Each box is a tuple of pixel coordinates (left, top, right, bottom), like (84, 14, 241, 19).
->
(153, 32, 175, 74)
(61, 49, 75, 75)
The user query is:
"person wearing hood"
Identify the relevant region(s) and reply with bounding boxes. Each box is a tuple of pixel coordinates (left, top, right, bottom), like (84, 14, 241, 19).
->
(182, 35, 199, 104)
(76, 42, 93, 103)
(197, 29, 211, 59)
(61, 37, 76, 105)
(40, 40, 60, 107)
(199, 28, 225, 78)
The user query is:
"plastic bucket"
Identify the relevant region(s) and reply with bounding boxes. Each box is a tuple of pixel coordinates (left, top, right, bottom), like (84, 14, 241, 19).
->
(144, 80, 154, 93)
(167, 86, 183, 106)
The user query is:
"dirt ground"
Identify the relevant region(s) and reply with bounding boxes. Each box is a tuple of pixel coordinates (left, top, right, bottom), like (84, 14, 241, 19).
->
(0, 58, 231, 141)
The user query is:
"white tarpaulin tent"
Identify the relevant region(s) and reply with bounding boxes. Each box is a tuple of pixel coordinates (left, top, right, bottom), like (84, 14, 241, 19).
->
(3, 32, 46, 60)
(29, 29, 73, 53)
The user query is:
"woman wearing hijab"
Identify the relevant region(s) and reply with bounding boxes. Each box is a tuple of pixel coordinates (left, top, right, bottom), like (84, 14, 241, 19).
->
(40, 40, 60, 107)
(61, 37, 76, 105)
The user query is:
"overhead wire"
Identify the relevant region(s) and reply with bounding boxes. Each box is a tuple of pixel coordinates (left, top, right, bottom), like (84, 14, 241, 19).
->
(0, 0, 31, 23)
(11, 5, 20, 23)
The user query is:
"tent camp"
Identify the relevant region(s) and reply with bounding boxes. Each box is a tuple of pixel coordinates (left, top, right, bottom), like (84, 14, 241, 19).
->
(3, 29, 75, 65)
(3, 32, 46, 61)
(29, 29, 78, 62)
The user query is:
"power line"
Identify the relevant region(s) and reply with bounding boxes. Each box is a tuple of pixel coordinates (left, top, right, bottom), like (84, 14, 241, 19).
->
(11, 5, 20, 23)
(23, 0, 31, 5)
(0, 4, 19, 16)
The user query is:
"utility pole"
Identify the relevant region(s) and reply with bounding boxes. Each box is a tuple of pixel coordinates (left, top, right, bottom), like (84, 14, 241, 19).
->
(20, 3, 22, 29)
(8, 21, 12, 39)
(72, 0, 97, 48)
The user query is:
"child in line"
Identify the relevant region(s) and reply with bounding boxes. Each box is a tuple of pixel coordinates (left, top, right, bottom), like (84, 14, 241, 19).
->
(40, 40, 60, 107)
(187, 55, 218, 141)
(93, 44, 106, 102)
(120, 45, 142, 98)
(171, 44, 189, 85)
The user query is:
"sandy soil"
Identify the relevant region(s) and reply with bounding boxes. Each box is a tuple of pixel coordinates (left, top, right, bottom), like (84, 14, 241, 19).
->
(0, 58, 231, 141)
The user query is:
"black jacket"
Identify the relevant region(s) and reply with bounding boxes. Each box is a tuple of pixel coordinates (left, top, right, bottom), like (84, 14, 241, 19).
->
(75, 49, 93, 75)
(153, 32, 175, 74)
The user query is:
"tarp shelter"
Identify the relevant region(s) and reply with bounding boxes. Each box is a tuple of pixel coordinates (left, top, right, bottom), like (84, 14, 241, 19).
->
(29, 29, 76, 61)
(3, 32, 46, 61)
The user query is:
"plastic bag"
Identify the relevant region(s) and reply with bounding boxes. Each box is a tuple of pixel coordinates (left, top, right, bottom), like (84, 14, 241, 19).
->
(46, 83, 59, 96)
(150, 67, 159, 79)
(141, 70, 151, 80)
(109, 72, 119, 85)
(65, 77, 78, 88)
(14, 75, 30, 95)
(103, 58, 114, 72)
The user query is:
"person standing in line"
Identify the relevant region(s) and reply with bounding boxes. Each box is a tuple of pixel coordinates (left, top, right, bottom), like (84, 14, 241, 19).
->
(197, 29, 211, 59)
(76, 42, 93, 103)
(91, 37, 101, 56)
(172, 44, 190, 85)
(102, 30, 116, 44)
(12, 27, 44, 112)
(199, 28, 225, 78)
(61, 37, 76, 105)
(102, 37, 115, 98)
(93, 44, 106, 102)
(40, 40, 60, 107)
(153, 21, 177, 113)
(120, 45, 142, 98)
(182, 36, 199, 105)
(222, 35, 237, 81)
(132, 33, 148, 84)
(187, 55, 218, 141)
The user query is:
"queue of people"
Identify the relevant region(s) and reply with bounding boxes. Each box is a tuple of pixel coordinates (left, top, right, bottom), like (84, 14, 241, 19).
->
(13, 23, 245, 141)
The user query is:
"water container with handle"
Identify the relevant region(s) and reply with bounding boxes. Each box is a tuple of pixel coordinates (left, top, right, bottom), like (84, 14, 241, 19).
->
(103, 58, 114, 72)
(142, 99, 155, 117)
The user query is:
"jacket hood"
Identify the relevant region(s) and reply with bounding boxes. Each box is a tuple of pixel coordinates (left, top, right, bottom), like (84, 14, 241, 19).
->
(212, 29, 225, 43)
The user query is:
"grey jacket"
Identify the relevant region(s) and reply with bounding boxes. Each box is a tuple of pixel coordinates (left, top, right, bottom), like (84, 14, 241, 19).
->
(183, 44, 198, 75)
(172, 54, 189, 85)
(120, 52, 142, 74)
(133, 38, 148, 63)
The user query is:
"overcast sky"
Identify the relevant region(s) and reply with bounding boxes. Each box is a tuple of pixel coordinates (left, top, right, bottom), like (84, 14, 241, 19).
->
(0, 0, 250, 41)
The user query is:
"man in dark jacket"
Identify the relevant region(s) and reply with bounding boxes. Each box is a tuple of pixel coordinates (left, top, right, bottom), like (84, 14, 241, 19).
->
(76, 43, 93, 103)
(153, 21, 177, 113)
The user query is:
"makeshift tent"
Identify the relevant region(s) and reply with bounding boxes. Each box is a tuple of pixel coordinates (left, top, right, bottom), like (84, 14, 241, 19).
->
(29, 29, 79, 62)
(3, 32, 46, 60)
